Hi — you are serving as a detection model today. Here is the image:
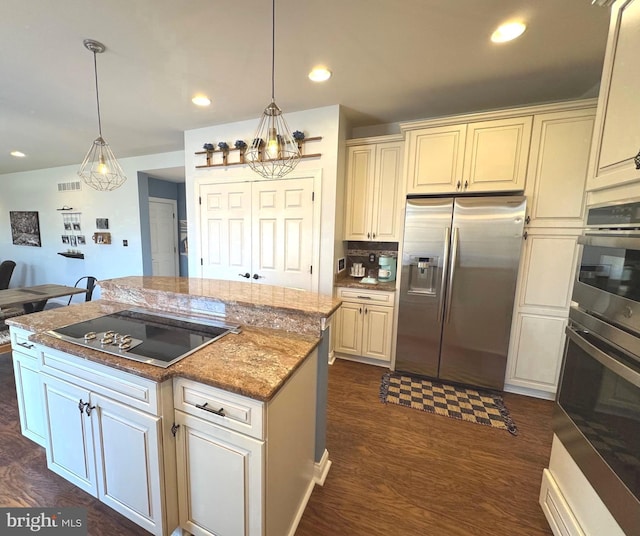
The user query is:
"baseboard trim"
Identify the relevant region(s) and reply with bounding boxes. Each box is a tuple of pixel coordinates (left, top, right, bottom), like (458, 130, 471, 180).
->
(286, 474, 318, 536)
(313, 449, 332, 486)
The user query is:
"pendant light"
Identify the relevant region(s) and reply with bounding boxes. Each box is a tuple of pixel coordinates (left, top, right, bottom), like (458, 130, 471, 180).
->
(246, 0, 301, 179)
(78, 39, 127, 191)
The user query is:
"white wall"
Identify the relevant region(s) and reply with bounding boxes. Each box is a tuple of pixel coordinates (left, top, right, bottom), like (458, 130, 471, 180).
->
(0, 151, 184, 299)
(184, 105, 343, 295)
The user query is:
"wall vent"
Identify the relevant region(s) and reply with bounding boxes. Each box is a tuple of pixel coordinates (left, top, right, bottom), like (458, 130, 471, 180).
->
(57, 180, 82, 192)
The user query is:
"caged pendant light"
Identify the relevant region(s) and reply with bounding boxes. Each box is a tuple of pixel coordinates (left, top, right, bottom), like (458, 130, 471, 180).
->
(78, 39, 127, 191)
(246, 0, 301, 179)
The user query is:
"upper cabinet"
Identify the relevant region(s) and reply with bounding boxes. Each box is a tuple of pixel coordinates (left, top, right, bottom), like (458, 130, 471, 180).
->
(525, 108, 596, 228)
(587, 0, 640, 192)
(344, 137, 404, 242)
(405, 116, 532, 195)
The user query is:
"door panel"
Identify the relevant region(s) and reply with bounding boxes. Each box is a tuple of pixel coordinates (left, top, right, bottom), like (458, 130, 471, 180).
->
(93, 395, 162, 533)
(395, 197, 453, 376)
(149, 199, 178, 276)
(200, 182, 252, 281)
(362, 305, 392, 361)
(42, 375, 96, 496)
(439, 196, 525, 390)
(252, 178, 314, 290)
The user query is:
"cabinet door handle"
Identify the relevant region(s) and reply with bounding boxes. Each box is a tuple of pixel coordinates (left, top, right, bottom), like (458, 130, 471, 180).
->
(525, 215, 530, 225)
(372, 232, 376, 239)
(523, 231, 528, 240)
(464, 180, 468, 190)
(195, 402, 226, 417)
(359, 307, 362, 314)
(78, 399, 86, 414)
(238, 272, 250, 279)
(85, 403, 96, 417)
(17, 341, 35, 350)
(367, 232, 371, 239)
(456, 181, 461, 190)
(171, 423, 180, 437)
(364, 307, 368, 315)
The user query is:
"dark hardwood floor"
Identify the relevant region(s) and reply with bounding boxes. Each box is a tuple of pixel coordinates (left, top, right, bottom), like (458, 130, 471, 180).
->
(0, 353, 554, 535)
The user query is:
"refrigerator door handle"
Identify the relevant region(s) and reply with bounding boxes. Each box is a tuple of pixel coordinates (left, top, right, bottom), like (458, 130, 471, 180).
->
(438, 226, 451, 323)
(445, 227, 459, 324)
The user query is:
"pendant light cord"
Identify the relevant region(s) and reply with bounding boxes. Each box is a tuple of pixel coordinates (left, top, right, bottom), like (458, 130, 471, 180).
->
(92, 50, 103, 137)
(271, 0, 275, 101)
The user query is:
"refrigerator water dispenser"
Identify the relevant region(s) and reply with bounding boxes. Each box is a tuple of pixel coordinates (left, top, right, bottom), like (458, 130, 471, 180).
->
(408, 256, 437, 295)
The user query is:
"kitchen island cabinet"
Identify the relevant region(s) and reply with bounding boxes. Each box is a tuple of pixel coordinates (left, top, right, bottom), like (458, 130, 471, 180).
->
(7, 276, 340, 536)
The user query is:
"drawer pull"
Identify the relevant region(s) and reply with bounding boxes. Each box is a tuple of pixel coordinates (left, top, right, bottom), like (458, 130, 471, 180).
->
(195, 402, 226, 417)
(17, 341, 35, 350)
(356, 295, 372, 300)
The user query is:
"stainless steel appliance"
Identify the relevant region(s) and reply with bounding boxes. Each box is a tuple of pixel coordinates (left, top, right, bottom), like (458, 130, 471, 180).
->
(555, 200, 640, 535)
(47, 308, 240, 368)
(395, 195, 526, 390)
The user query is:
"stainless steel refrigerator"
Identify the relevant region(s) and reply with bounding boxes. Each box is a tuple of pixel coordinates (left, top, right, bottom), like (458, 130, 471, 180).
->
(395, 195, 526, 390)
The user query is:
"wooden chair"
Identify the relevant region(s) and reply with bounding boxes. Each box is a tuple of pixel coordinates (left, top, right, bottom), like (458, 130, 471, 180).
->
(0, 260, 16, 290)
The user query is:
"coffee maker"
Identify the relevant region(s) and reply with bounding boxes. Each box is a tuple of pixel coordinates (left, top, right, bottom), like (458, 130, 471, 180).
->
(378, 255, 397, 282)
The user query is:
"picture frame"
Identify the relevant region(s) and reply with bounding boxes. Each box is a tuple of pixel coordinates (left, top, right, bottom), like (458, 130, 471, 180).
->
(96, 218, 109, 230)
(70, 235, 77, 247)
(62, 235, 70, 244)
(77, 235, 86, 245)
(72, 222, 81, 231)
(64, 222, 72, 230)
(10, 211, 41, 247)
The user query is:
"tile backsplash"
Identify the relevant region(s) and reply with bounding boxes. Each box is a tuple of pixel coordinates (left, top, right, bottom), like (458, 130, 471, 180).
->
(345, 241, 398, 275)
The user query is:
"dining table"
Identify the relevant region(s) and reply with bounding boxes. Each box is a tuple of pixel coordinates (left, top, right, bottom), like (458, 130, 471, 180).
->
(0, 283, 88, 313)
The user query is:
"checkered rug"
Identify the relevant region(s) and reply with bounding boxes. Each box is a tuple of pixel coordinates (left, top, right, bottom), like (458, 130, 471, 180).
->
(380, 372, 518, 435)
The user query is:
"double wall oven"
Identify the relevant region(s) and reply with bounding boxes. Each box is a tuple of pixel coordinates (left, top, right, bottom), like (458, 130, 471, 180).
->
(555, 201, 640, 534)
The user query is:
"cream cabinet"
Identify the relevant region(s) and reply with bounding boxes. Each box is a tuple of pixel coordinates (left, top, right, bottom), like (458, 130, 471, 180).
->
(173, 350, 318, 536)
(344, 137, 403, 241)
(10, 327, 46, 447)
(39, 346, 170, 536)
(405, 116, 532, 195)
(525, 108, 596, 228)
(334, 288, 394, 364)
(587, 0, 640, 192)
(505, 230, 581, 398)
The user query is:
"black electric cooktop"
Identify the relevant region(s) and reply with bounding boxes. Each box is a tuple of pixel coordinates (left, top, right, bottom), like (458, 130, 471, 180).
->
(47, 308, 240, 368)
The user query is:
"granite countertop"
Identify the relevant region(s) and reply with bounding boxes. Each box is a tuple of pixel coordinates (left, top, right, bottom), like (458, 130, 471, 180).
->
(334, 272, 397, 292)
(8, 300, 319, 402)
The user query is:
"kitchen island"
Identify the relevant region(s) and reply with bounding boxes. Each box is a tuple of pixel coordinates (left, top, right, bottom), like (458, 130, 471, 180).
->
(6, 276, 341, 536)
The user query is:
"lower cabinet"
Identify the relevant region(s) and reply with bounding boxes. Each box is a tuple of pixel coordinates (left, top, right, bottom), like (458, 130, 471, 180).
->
(334, 287, 395, 365)
(39, 347, 170, 536)
(174, 410, 263, 536)
(11, 328, 46, 447)
(505, 230, 580, 398)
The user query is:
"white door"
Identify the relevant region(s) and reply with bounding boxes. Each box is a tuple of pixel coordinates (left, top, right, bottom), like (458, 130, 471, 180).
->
(92, 394, 164, 535)
(149, 198, 179, 276)
(42, 374, 97, 496)
(200, 182, 252, 281)
(251, 177, 314, 290)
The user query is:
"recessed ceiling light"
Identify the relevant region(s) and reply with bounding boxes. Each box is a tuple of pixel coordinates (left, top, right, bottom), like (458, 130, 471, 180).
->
(10, 150, 26, 158)
(191, 95, 211, 106)
(491, 22, 526, 43)
(308, 67, 332, 82)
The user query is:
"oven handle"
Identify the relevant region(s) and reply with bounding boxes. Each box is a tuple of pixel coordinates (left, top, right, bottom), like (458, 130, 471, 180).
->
(579, 233, 640, 250)
(566, 325, 640, 389)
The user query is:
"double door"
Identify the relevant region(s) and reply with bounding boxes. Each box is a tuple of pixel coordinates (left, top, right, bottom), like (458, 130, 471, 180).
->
(41, 374, 164, 535)
(200, 177, 315, 290)
(396, 197, 526, 390)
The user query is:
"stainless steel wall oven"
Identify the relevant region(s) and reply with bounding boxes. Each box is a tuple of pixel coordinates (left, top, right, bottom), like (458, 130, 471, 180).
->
(555, 201, 640, 535)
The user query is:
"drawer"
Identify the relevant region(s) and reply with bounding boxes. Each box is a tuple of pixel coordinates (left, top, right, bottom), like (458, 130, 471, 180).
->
(337, 287, 394, 305)
(41, 346, 161, 416)
(10, 327, 39, 358)
(174, 378, 264, 440)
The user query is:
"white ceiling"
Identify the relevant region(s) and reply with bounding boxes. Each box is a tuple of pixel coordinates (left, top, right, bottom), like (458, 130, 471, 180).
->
(1, 0, 610, 179)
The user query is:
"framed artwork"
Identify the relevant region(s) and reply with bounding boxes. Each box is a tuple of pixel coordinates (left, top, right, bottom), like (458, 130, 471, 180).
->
(77, 235, 86, 245)
(70, 235, 77, 247)
(62, 235, 70, 244)
(72, 222, 81, 231)
(10, 211, 41, 247)
(96, 218, 109, 230)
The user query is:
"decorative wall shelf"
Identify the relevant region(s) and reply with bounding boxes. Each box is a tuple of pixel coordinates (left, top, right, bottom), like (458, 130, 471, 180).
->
(195, 136, 322, 169)
(58, 252, 85, 259)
